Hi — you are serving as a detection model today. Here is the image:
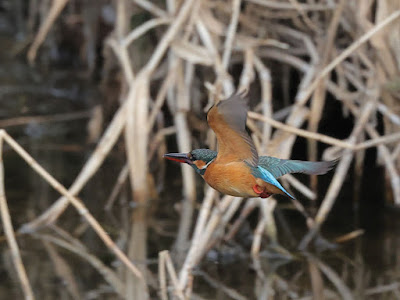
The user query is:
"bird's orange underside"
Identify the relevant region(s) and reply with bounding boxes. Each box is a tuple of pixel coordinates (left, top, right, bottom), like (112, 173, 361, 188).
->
(204, 161, 280, 198)
(204, 161, 257, 197)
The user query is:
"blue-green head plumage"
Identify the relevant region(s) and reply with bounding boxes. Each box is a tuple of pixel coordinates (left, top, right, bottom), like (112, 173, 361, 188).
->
(189, 149, 217, 175)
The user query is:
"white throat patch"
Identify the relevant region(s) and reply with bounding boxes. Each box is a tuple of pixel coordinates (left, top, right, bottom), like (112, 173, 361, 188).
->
(200, 158, 215, 170)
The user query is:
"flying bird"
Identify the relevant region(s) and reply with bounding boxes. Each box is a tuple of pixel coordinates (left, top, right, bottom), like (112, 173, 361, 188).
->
(164, 94, 335, 199)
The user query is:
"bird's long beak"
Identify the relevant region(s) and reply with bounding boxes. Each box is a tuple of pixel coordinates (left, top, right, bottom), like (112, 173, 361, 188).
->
(163, 153, 192, 164)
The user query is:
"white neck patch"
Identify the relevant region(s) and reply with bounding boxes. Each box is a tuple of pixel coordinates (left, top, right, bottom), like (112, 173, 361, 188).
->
(200, 158, 215, 170)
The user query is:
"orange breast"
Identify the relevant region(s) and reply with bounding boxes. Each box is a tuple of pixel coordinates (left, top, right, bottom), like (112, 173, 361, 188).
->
(204, 161, 285, 198)
(204, 161, 258, 197)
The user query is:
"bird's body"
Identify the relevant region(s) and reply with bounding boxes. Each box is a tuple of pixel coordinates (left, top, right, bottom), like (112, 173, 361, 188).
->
(164, 94, 335, 199)
(204, 160, 261, 198)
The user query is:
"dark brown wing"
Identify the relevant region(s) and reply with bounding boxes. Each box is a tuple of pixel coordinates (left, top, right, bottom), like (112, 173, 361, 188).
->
(207, 93, 258, 166)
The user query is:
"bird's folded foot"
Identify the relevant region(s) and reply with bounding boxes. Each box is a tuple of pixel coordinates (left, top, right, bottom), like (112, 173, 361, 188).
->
(252, 185, 272, 199)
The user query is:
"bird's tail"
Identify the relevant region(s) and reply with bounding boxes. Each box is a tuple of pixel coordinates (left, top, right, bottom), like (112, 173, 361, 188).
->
(258, 156, 338, 178)
(292, 159, 338, 175)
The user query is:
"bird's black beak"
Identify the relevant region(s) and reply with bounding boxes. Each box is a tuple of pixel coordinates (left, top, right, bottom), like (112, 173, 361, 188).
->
(163, 153, 192, 164)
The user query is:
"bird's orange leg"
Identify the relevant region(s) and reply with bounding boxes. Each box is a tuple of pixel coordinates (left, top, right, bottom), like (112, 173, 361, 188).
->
(253, 185, 263, 194)
(252, 185, 272, 199)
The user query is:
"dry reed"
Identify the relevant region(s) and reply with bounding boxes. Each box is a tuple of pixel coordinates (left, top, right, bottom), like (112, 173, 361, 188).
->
(0, 135, 34, 300)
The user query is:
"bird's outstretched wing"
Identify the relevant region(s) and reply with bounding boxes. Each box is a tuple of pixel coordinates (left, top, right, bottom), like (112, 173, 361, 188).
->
(207, 94, 258, 166)
(259, 156, 337, 178)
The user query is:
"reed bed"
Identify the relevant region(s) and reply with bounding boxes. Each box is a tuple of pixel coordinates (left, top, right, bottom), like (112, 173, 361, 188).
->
(1, 0, 400, 299)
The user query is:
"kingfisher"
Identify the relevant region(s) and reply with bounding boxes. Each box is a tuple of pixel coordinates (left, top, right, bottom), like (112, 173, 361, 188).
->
(164, 94, 335, 199)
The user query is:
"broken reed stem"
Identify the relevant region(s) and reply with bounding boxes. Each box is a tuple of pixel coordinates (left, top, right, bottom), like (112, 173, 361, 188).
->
(334, 229, 364, 244)
(27, 0, 69, 64)
(0, 130, 144, 281)
(0, 135, 35, 300)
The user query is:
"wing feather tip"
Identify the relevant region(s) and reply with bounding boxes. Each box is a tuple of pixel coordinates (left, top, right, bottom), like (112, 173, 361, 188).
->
(307, 159, 338, 175)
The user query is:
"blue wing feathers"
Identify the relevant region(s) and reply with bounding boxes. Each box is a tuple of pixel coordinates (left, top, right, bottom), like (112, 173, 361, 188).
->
(258, 156, 336, 178)
(252, 166, 295, 199)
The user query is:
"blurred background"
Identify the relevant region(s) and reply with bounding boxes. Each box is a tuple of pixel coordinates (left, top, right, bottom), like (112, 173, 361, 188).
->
(0, 0, 400, 299)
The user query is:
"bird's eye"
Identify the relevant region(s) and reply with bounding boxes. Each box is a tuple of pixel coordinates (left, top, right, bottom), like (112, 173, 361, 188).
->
(189, 153, 196, 161)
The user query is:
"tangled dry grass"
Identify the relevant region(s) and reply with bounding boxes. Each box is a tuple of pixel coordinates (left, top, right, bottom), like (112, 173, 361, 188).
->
(1, 0, 400, 299)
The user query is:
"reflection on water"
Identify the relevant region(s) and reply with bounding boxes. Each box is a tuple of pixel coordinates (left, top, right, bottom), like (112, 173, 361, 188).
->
(1, 22, 400, 300)
(2, 122, 400, 299)
(181, 189, 400, 299)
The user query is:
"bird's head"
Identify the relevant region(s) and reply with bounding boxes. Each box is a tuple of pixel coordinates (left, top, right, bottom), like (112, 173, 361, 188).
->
(163, 149, 217, 175)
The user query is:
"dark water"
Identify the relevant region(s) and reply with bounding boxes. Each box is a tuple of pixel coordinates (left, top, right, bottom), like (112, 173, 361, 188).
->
(1, 18, 400, 300)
